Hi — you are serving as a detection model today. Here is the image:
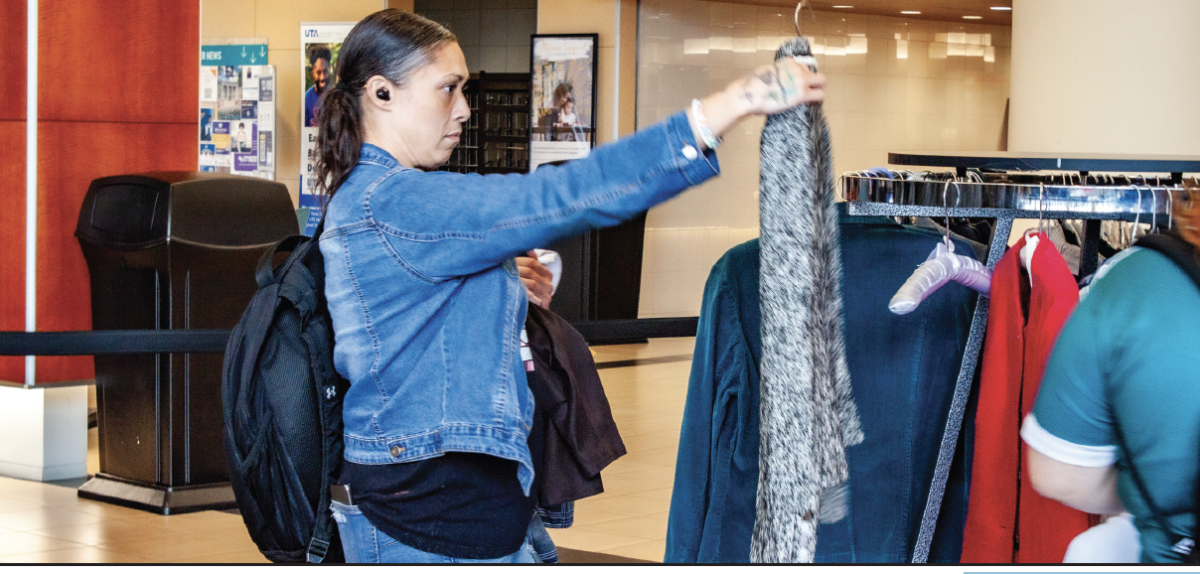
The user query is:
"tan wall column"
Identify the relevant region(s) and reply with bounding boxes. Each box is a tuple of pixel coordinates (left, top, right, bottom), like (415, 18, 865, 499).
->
(538, 0, 637, 143)
(1010, 0, 1200, 154)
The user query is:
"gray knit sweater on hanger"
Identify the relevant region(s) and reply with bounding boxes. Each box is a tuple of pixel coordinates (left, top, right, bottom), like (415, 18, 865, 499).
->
(751, 37, 864, 563)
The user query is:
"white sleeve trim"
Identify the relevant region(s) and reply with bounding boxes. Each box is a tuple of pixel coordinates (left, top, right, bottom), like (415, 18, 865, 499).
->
(1021, 413, 1117, 467)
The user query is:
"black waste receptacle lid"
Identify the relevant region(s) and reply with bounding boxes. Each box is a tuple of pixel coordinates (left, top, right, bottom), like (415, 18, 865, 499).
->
(76, 172, 297, 249)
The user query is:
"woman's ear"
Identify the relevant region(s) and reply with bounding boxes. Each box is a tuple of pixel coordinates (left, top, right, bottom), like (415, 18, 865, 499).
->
(363, 76, 395, 111)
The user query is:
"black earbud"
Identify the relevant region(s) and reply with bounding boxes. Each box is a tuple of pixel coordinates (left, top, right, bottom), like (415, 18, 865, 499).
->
(376, 88, 390, 101)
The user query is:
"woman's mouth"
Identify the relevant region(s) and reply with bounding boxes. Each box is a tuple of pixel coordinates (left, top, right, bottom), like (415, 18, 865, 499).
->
(445, 132, 461, 143)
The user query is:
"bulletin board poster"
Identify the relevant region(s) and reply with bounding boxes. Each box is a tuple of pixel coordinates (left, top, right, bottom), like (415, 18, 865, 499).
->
(200, 43, 275, 181)
(529, 34, 598, 171)
(299, 23, 354, 236)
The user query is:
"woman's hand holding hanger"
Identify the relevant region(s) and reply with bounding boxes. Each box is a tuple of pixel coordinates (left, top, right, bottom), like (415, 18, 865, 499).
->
(688, 56, 827, 151)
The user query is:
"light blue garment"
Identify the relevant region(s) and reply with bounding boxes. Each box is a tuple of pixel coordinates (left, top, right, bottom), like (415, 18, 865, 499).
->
(320, 112, 719, 493)
(332, 502, 540, 563)
(1031, 248, 1200, 563)
(665, 209, 978, 563)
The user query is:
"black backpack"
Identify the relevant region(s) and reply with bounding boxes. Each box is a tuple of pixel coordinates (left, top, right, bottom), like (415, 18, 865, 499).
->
(221, 223, 348, 563)
(1112, 231, 1200, 563)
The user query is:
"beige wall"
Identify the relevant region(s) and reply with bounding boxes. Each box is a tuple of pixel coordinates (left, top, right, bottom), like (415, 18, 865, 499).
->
(201, 0, 397, 206)
(1010, 0, 1200, 155)
(635, 2, 1012, 318)
(538, 0, 638, 142)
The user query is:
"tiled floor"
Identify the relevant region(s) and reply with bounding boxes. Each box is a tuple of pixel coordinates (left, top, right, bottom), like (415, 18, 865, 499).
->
(0, 337, 696, 564)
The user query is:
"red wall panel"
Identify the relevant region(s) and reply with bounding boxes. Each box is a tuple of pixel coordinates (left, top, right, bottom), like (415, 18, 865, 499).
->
(33, 0, 198, 383)
(0, 0, 25, 120)
(35, 122, 197, 383)
(0, 121, 25, 383)
(0, 0, 25, 383)
(38, 0, 199, 124)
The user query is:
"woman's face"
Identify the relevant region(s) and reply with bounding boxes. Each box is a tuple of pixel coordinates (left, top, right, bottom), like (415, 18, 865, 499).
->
(386, 43, 470, 170)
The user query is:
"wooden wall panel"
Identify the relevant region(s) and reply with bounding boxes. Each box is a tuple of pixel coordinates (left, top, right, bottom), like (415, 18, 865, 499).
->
(0, 0, 25, 382)
(34, 0, 199, 384)
(38, 0, 199, 124)
(0, 0, 25, 120)
(0, 120, 25, 383)
(35, 121, 197, 383)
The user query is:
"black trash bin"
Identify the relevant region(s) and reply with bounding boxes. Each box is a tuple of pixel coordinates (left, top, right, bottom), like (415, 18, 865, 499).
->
(75, 172, 297, 514)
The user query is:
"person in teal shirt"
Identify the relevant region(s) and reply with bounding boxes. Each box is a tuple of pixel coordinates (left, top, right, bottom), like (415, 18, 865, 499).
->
(1022, 232, 1200, 562)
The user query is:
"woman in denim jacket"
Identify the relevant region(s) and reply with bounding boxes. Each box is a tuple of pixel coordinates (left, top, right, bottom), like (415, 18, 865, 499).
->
(314, 9, 826, 564)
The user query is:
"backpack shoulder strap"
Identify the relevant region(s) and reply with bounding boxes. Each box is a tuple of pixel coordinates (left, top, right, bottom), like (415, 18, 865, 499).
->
(1134, 232, 1200, 292)
(1111, 411, 1196, 557)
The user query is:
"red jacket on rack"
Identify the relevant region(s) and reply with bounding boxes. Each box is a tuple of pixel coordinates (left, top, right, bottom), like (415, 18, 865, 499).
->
(961, 231, 1091, 563)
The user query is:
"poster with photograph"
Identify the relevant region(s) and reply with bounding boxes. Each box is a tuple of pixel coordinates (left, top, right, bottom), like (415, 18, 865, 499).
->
(200, 144, 216, 167)
(299, 22, 355, 236)
(212, 121, 231, 151)
(201, 43, 275, 181)
(200, 108, 212, 142)
(217, 66, 241, 120)
(242, 66, 261, 101)
(530, 35, 598, 171)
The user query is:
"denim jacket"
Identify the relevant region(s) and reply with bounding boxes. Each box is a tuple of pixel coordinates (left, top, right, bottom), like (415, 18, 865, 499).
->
(320, 112, 719, 493)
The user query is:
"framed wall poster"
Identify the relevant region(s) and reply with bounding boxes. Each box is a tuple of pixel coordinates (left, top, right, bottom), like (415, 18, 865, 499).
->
(299, 22, 355, 236)
(529, 34, 598, 171)
(200, 42, 275, 180)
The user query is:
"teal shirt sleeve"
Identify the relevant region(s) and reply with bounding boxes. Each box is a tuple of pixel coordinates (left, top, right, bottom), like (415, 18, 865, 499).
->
(1024, 257, 1123, 467)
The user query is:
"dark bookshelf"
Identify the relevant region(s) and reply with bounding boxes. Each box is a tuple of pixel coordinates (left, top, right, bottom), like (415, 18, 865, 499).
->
(438, 71, 531, 175)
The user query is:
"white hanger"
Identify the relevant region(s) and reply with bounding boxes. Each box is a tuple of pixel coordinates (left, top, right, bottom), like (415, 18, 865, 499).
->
(888, 181, 992, 315)
(1018, 182, 1045, 284)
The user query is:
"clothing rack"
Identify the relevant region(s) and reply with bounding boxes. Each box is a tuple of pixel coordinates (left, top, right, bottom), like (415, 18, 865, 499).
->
(841, 152, 1200, 563)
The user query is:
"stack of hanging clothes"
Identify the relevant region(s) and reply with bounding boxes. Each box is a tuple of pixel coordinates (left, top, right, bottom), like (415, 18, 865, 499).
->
(665, 205, 980, 563)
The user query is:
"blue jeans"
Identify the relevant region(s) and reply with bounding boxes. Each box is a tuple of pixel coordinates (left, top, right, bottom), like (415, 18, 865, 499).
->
(331, 501, 543, 563)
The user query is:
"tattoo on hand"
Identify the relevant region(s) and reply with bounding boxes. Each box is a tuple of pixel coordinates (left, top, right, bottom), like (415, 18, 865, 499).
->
(744, 64, 802, 108)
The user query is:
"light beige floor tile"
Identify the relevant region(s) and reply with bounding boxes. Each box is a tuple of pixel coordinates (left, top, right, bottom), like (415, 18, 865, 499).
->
(548, 527, 653, 553)
(597, 470, 676, 495)
(614, 446, 679, 468)
(620, 429, 682, 452)
(155, 510, 248, 534)
(605, 538, 668, 563)
(170, 549, 272, 564)
(0, 507, 107, 531)
(628, 487, 676, 502)
(574, 494, 671, 516)
(0, 545, 152, 563)
(0, 532, 85, 557)
(96, 533, 232, 562)
(577, 511, 670, 540)
(29, 518, 179, 546)
(69, 500, 176, 525)
(567, 508, 636, 526)
(603, 456, 664, 475)
(0, 497, 49, 514)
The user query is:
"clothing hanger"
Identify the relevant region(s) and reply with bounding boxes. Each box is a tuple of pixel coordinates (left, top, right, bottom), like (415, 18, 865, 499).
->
(1150, 187, 1160, 234)
(1018, 183, 1045, 281)
(888, 180, 991, 315)
(1166, 187, 1175, 231)
(794, 1, 815, 37)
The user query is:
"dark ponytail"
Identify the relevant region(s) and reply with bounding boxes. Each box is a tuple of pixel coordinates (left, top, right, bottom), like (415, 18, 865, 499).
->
(312, 9, 456, 199)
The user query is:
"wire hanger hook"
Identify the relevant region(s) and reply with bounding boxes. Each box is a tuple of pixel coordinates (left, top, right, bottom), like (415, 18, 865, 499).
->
(795, 1, 816, 37)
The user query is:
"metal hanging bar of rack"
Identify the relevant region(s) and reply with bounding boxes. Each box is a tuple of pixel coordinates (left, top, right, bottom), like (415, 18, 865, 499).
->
(840, 156, 1197, 563)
